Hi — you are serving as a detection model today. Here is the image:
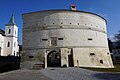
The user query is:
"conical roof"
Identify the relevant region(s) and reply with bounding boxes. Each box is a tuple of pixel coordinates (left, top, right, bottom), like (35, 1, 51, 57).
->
(5, 13, 16, 26)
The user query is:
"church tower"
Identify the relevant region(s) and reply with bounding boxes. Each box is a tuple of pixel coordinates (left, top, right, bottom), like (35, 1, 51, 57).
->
(3, 13, 19, 56)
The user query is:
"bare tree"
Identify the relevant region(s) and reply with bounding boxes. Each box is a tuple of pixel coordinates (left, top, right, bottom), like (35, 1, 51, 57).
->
(114, 30, 120, 47)
(114, 30, 120, 45)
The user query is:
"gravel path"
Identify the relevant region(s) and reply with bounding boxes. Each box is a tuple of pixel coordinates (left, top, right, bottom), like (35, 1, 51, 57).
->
(0, 70, 51, 80)
(0, 68, 119, 80)
(40, 67, 120, 80)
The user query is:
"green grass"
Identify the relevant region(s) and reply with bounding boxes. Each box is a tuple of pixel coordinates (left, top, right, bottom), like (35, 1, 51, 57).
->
(81, 64, 120, 72)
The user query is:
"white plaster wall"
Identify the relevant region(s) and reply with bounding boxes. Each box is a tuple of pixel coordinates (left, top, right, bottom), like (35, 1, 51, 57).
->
(12, 37, 19, 56)
(61, 48, 69, 67)
(3, 37, 13, 56)
(0, 34, 4, 55)
(23, 10, 107, 49)
(3, 37, 19, 56)
(23, 29, 108, 49)
(23, 11, 106, 32)
(5, 25, 18, 37)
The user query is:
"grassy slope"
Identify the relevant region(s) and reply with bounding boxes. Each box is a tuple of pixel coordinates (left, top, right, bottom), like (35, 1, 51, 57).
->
(81, 64, 120, 72)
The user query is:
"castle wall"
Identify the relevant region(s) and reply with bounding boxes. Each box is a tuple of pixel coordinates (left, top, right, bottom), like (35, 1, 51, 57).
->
(23, 29, 108, 49)
(73, 48, 113, 68)
(22, 10, 113, 68)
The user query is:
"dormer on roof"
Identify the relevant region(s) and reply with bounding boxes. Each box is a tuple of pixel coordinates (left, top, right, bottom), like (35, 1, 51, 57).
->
(70, 4, 76, 10)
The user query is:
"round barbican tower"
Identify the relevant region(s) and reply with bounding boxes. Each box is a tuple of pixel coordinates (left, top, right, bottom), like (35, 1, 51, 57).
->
(21, 5, 114, 69)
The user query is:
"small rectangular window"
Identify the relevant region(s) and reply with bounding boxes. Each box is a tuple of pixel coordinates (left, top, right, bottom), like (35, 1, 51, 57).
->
(50, 37, 57, 46)
(58, 38, 63, 40)
(88, 38, 92, 40)
(42, 39, 48, 41)
(90, 53, 95, 55)
(29, 56, 34, 58)
(100, 60, 103, 64)
(88, 28, 91, 29)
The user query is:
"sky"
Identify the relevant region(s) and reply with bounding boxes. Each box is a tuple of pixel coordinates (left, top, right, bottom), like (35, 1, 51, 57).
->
(0, 0, 120, 44)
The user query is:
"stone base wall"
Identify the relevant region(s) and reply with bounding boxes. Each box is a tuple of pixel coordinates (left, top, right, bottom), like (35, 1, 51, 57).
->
(21, 47, 114, 69)
(73, 48, 114, 68)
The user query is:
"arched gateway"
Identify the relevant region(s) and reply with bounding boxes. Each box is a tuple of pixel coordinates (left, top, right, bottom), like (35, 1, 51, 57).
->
(47, 50, 61, 67)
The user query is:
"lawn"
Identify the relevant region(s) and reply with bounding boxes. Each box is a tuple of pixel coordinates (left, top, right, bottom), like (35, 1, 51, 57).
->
(81, 63, 120, 72)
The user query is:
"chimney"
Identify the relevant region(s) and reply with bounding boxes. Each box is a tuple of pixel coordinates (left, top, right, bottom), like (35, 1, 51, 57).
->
(70, 4, 76, 10)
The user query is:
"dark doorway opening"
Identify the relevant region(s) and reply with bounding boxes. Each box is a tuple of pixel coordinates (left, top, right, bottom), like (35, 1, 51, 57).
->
(47, 50, 61, 67)
(68, 54, 74, 67)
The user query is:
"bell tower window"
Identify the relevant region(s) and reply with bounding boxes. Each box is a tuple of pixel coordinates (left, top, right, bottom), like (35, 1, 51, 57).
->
(7, 42, 10, 47)
(15, 30, 16, 35)
(8, 29, 11, 34)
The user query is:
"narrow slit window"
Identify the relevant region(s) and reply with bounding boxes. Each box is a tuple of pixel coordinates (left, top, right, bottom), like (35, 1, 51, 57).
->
(42, 39, 48, 41)
(90, 53, 95, 56)
(7, 42, 10, 47)
(60, 26, 63, 28)
(8, 29, 11, 34)
(29, 56, 34, 58)
(88, 38, 92, 40)
(61, 22, 63, 24)
(58, 38, 63, 40)
(88, 28, 91, 29)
